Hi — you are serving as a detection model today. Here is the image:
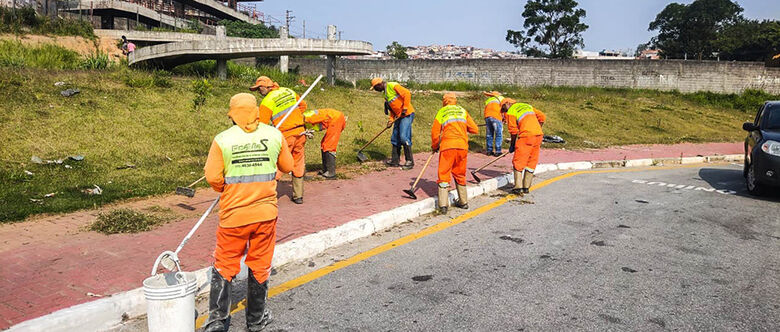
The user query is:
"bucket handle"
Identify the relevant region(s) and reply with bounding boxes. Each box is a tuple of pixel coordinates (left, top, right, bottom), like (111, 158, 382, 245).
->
(151, 250, 181, 276)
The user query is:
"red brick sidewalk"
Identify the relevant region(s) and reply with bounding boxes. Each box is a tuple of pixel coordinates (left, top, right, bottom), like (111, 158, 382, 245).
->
(0, 142, 741, 328)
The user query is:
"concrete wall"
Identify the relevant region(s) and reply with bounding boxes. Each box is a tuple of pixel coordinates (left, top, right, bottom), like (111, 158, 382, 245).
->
(290, 58, 780, 94)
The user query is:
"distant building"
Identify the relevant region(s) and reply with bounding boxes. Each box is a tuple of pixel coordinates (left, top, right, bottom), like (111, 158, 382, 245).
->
(575, 49, 634, 60)
(354, 44, 527, 60)
(638, 49, 661, 60)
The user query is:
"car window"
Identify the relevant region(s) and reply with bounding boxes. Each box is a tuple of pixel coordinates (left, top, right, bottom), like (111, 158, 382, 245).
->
(765, 104, 780, 130)
(755, 104, 764, 125)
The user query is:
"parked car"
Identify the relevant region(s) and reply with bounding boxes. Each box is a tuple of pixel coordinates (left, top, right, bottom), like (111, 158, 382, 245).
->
(743, 101, 780, 195)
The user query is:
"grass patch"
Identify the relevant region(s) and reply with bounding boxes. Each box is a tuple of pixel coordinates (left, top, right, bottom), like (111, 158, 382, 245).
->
(88, 206, 174, 234)
(1, 7, 95, 38)
(0, 61, 772, 222)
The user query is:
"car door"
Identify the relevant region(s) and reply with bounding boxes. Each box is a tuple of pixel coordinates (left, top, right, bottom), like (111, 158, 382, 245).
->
(747, 104, 765, 164)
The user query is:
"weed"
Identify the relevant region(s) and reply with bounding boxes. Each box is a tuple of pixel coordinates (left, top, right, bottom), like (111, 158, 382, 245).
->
(0, 40, 81, 69)
(80, 51, 110, 70)
(0, 7, 94, 38)
(89, 208, 170, 234)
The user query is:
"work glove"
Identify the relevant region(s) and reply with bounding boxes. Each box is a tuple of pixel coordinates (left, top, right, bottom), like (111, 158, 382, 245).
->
(402, 108, 409, 117)
(509, 135, 517, 153)
(383, 101, 390, 115)
(386, 120, 394, 128)
(301, 129, 315, 139)
(432, 146, 439, 153)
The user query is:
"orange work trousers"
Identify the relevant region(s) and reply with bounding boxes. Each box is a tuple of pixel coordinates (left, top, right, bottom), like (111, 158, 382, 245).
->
(277, 134, 306, 178)
(513, 135, 543, 173)
(321, 115, 345, 153)
(438, 149, 468, 186)
(213, 218, 276, 283)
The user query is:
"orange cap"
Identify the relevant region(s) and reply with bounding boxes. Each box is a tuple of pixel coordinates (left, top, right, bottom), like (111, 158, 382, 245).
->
(227, 93, 260, 132)
(500, 98, 516, 111)
(442, 93, 457, 106)
(249, 76, 276, 91)
(369, 77, 384, 90)
(483, 91, 501, 97)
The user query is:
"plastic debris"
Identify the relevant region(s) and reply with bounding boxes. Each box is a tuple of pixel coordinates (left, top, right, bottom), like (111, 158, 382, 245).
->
(60, 88, 80, 97)
(543, 135, 566, 144)
(43, 192, 57, 198)
(24, 170, 34, 176)
(54, 81, 66, 87)
(64, 165, 72, 169)
(82, 185, 103, 195)
(68, 155, 85, 161)
(116, 163, 136, 170)
(31, 156, 63, 164)
(30, 198, 44, 204)
(86, 292, 103, 297)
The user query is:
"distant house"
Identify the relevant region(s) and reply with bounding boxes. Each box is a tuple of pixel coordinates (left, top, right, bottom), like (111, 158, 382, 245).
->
(638, 49, 661, 60)
(575, 49, 633, 60)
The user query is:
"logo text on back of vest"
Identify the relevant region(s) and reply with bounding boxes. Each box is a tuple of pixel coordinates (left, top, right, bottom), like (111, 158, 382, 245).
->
(232, 140, 269, 154)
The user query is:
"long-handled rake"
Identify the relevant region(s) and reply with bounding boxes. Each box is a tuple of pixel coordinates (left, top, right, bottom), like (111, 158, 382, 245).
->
(356, 126, 391, 162)
(470, 151, 511, 183)
(402, 152, 437, 199)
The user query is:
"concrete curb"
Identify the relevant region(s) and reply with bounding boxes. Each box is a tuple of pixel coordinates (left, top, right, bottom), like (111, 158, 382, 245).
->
(8, 154, 744, 331)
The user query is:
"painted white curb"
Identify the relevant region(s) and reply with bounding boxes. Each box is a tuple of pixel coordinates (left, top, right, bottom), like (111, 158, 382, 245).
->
(9, 153, 744, 331)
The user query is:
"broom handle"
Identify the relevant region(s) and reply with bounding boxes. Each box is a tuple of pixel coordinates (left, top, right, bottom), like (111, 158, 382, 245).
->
(186, 175, 206, 188)
(275, 74, 323, 130)
(358, 126, 391, 152)
(410, 152, 436, 190)
(174, 197, 219, 255)
(474, 151, 511, 173)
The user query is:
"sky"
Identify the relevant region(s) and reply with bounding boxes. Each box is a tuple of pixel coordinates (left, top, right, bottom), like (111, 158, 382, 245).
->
(250, 0, 780, 53)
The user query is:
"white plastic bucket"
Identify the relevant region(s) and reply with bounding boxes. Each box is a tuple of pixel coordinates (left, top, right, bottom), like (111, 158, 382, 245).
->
(143, 271, 198, 332)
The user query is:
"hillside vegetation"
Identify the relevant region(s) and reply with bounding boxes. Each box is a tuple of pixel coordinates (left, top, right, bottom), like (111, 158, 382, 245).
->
(0, 42, 773, 222)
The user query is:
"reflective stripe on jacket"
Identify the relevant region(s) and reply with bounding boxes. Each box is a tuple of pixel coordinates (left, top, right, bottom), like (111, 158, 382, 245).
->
(258, 87, 306, 137)
(484, 95, 504, 121)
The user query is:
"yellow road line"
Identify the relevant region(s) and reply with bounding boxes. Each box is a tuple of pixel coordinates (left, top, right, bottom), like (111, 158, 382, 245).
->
(195, 163, 708, 327)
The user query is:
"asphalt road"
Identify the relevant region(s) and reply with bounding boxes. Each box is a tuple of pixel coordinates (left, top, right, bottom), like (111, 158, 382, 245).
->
(197, 164, 780, 331)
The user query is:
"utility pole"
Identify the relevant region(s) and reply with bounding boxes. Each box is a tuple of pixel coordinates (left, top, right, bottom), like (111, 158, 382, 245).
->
(303, 20, 305, 39)
(338, 31, 342, 40)
(285, 10, 294, 34)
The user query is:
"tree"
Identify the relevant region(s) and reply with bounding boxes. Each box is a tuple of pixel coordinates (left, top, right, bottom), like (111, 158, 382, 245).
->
(386, 41, 408, 59)
(648, 0, 743, 60)
(716, 19, 780, 61)
(505, 0, 588, 58)
(218, 20, 279, 39)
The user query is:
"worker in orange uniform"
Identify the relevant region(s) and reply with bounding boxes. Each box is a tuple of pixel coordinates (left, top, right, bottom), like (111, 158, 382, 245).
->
(431, 93, 479, 213)
(203, 93, 294, 332)
(500, 98, 546, 195)
(250, 76, 308, 204)
(370, 78, 416, 170)
(302, 108, 346, 179)
(483, 91, 505, 156)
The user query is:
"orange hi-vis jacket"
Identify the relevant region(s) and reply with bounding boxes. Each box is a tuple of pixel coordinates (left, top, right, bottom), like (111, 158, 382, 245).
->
(431, 104, 479, 151)
(484, 95, 504, 121)
(258, 86, 308, 137)
(303, 108, 344, 130)
(506, 103, 546, 137)
(205, 118, 294, 228)
(384, 82, 415, 121)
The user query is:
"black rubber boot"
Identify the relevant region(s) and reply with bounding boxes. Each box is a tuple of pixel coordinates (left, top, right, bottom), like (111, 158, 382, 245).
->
(385, 145, 401, 167)
(246, 270, 272, 332)
(401, 144, 414, 170)
(322, 151, 337, 179)
(317, 150, 327, 176)
(203, 269, 232, 332)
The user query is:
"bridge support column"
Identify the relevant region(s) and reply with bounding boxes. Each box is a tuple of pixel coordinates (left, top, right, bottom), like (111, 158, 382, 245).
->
(326, 25, 338, 85)
(217, 59, 227, 80)
(326, 55, 336, 85)
(279, 26, 289, 73)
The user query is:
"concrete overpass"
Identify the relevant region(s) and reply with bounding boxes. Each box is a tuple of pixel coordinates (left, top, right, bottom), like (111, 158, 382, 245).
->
(178, 0, 259, 23)
(129, 31, 373, 82)
(95, 29, 217, 44)
(61, 0, 191, 29)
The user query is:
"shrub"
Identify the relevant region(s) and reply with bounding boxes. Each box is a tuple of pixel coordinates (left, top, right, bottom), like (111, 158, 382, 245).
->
(191, 78, 212, 111)
(80, 51, 110, 70)
(0, 7, 94, 38)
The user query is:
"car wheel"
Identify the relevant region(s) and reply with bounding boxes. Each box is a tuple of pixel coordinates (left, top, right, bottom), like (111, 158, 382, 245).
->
(746, 162, 765, 196)
(743, 156, 749, 178)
